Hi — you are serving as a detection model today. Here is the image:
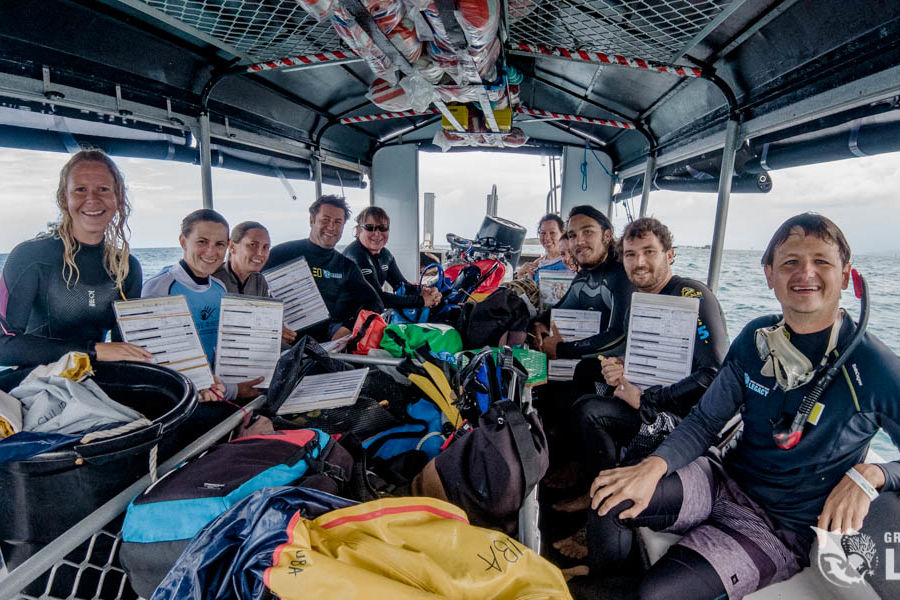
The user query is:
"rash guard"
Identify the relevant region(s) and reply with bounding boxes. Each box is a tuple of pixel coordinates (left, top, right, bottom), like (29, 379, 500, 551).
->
(141, 260, 226, 365)
(265, 239, 383, 338)
(0, 235, 142, 367)
(342, 239, 424, 310)
(553, 253, 633, 358)
(653, 313, 900, 537)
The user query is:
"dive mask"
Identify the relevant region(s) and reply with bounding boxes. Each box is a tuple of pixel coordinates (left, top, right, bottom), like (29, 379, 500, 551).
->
(754, 313, 841, 392)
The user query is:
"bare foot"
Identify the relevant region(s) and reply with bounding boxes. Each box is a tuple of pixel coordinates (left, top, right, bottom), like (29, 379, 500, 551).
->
(561, 565, 590, 581)
(553, 527, 588, 560)
(552, 493, 590, 513)
(543, 461, 580, 489)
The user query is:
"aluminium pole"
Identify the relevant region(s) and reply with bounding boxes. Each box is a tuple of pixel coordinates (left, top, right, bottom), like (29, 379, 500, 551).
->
(707, 118, 741, 293)
(314, 156, 323, 199)
(639, 152, 656, 217)
(199, 111, 213, 209)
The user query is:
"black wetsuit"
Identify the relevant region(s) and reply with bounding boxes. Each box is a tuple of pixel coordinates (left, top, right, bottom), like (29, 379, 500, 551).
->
(342, 240, 424, 310)
(656, 312, 900, 534)
(553, 253, 633, 358)
(571, 275, 729, 471)
(264, 239, 383, 339)
(0, 235, 142, 368)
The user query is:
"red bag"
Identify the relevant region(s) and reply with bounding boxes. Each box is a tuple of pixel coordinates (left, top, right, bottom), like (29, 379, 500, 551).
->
(348, 310, 387, 355)
(444, 259, 506, 294)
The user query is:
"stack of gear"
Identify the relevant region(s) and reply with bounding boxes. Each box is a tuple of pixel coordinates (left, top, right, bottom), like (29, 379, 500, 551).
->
(150, 491, 570, 599)
(120, 428, 352, 598)
(413, 347, 549, 534)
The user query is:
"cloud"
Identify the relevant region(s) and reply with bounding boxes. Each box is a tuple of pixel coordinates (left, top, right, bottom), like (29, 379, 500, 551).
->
(0, 147, 898, 256)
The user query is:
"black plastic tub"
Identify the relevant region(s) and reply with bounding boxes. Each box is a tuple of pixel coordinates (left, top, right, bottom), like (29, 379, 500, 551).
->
(0, 361, 196, 572)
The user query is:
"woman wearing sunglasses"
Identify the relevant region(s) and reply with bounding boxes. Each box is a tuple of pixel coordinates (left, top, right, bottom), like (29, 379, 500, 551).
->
(343, 207, 441, 310)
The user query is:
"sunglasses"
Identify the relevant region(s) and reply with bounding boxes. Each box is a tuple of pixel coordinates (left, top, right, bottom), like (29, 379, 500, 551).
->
(361, 223, 389, 232)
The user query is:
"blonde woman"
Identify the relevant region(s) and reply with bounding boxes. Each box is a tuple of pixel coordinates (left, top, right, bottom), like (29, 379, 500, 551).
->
(0, 149, 151, 373)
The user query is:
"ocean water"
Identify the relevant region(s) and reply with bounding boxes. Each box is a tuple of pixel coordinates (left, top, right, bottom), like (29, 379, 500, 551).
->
(2, 246, 898, 458)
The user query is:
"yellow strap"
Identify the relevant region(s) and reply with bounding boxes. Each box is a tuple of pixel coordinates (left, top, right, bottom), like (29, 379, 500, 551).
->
(422, 361, 456, 406)
(408, 373, 461, 426)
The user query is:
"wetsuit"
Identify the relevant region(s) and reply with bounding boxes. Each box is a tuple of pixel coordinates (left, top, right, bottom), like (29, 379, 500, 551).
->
(342, 240, 423, 310)
(265, 239, 383, 340)
(212, 261, 269, 297)
(0, 235, 142, 368)
(553, 253, 632, 358)
(572, 275, 729, 470)
(589, 313, 900, 599)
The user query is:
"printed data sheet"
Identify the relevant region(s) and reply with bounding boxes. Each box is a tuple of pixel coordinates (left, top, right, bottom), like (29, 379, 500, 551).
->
(624, 292, 699, 389)
(264, 257, 330, 331)
(277, 367, 369, 414)
(551, 308, 603, 342)
(114, 296, 215, 390)
(215, 296, 283, 388)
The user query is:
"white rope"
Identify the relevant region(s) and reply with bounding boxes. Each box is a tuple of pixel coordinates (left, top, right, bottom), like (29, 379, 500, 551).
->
(79, 418, 152, 444)
(78, 418, 159, 481)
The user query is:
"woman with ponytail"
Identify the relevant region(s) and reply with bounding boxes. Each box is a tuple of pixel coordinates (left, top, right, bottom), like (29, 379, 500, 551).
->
(0, 149, 151, 374)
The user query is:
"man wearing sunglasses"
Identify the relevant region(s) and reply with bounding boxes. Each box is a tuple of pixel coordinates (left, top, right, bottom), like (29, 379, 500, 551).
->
(583, 214, 900, 599)
(343, 207, 441, 311)
(266, 195, 383, 341)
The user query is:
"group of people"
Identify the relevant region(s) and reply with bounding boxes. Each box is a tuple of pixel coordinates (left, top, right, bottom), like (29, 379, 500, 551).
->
(0, 150, 440, 404)
(1, 149, 899, 599)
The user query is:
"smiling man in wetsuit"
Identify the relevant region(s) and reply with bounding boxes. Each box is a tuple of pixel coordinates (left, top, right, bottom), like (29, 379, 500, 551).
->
(538, 205, 632, 360)
(265, 195, 383, 342)
(586, 213, 900, 599)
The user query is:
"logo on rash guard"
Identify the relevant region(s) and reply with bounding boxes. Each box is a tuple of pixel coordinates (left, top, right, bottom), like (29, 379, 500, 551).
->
(200, 305, 215, 320)
(88, 290, 96, 307)
(744, 373, 770, 397)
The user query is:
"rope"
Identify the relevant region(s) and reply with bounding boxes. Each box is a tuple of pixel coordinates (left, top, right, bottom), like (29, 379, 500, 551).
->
(581, 142, 615, 191)
(78, 417, 159, 482)
(149, 443, 158, 483)
(79, 417, 152, 444)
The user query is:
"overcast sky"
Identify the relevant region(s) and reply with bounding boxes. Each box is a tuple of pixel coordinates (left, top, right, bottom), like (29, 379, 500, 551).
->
(1, 146, 898, 255)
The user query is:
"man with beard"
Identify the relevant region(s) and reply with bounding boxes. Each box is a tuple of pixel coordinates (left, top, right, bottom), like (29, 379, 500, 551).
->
(538, 205, 632, 360)
(265, 195, 383, 341)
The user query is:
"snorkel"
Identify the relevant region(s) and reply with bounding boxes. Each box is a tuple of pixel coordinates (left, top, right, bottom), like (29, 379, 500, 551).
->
(773, 269, 869, 450)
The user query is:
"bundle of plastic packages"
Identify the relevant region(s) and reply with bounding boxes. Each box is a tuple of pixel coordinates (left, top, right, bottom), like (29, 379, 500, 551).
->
(459, 0, 500, 82)
(365, 0, 405, 34)
(332, 7, 397, 83)
(427, 42, 464, 84)
(507, 0, 540, 22)
(389, 17, 423, 63)
(470, 35, 500, 80)
(420, 1, 454, 52)
(368, 74, 435, 111)
(457, 0, 500, 48)
(436, 84, 503, 103)
(415, 54, 444, 83)
(368, 77, 413, 111)
(295, 0, 336, 20)
(432, 127, 528, 151)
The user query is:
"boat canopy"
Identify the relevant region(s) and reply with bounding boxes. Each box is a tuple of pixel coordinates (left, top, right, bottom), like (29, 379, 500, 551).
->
(1, 1, 899, 283)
